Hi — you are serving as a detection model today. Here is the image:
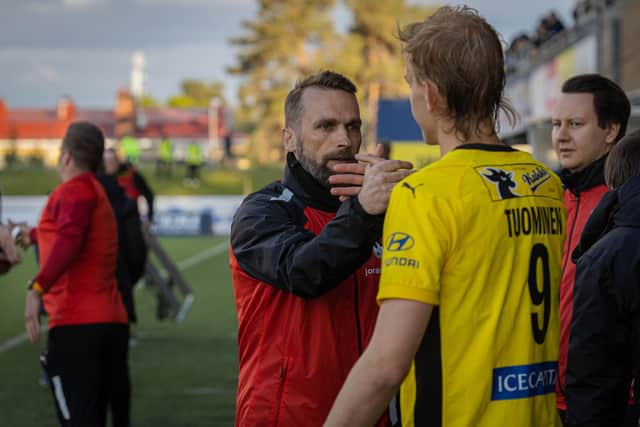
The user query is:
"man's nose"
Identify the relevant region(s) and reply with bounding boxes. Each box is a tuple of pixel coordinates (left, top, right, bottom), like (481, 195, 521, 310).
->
(335, 125, 353, 148)
(555, 123, 571, 142)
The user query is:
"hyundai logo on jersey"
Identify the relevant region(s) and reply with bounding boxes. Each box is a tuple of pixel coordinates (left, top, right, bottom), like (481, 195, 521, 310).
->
(385, 232, 415, 252)
(491, 361, 557, 401)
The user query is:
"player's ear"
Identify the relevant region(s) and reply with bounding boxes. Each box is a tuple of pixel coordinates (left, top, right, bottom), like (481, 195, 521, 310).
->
(62, 150, 72, 166)
(423, 80, 439, 114)
(283, 127, 296, 152)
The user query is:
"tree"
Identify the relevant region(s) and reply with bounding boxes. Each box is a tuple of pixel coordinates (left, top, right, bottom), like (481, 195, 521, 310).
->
(344, 0, 437, 146)
(167, 79, 225, 109)
(139, 94, 160, 108)
(228, 0, 337, 163)
(226, 0, 436, 163)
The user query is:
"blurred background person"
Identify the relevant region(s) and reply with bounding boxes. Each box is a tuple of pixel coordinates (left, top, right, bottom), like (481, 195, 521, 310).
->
(184, 141, 203, 186)
(119, 135, 141, 166)
(156, 135, 173, 178)
(566, 129, 640, 427)
(15, 121, 130, 427)
(98, 156, 146, 324)
(103, 148, 155, 224)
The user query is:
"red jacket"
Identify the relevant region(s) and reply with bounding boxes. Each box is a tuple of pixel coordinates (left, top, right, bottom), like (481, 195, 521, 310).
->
(36, 173, 128, 329)
(556, 157, 608, 410)
(230, 154, 386, 427)
(117, 167, 141, 200)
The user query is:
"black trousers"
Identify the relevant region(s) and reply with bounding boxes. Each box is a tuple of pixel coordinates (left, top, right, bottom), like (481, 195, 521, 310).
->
(187, 164, 200, 180)
(42, 323, 130, 427)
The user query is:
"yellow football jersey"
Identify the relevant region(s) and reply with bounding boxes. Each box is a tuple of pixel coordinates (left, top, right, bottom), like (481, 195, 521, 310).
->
(379, 145, 566, 427)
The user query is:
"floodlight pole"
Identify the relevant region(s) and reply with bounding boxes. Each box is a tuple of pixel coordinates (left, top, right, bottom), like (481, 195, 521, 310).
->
(209, 97, 221, 161)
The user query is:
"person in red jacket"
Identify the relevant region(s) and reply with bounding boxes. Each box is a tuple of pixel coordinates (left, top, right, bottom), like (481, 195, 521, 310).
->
(229, 71, 412, 427)
(552, 74, 631, 425)
(16, 122, 130, 427)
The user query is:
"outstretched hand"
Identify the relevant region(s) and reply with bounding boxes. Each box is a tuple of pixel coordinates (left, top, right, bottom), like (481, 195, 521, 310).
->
(329, 144, 413, 213)
(329, 144, 386, 201)
(9, 222, 32, 249)
(0, 225, 21, 265)
(355, 159, 413, 215)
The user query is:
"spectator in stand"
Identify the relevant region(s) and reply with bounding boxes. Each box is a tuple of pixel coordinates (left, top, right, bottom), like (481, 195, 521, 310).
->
(573, 0, 615, 23)
(566, 129, 640, 427)
(573, 0, 592, 22)
(533, 21, 551, 47)
(546, 12, 566, 37)
(15, 121, 130, 427)
(552, 74, 631, 426)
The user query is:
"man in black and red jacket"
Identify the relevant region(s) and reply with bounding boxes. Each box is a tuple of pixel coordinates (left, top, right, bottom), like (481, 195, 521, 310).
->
(229, 71, 412, 427)
(552, 74, 631, 426)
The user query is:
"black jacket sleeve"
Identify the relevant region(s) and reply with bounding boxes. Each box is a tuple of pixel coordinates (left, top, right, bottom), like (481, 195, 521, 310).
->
(566, 246, 638, 427)
(230, 190, 383, 298)
(133, 171, 154, 221)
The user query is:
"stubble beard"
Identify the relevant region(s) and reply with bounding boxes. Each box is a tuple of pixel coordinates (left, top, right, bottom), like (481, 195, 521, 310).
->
(295, 143, 333, 188)
(294, 139, 355, 189)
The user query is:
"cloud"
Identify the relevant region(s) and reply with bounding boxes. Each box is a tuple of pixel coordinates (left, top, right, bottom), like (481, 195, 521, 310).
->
(134, 0, 253, 6)
(0, 43, 242, 107)
(63, 0, 104, 8)
(34, 64, 60, 83)
(24, 1, 57, 14)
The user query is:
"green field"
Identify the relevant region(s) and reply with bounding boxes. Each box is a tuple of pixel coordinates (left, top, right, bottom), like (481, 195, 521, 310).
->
(0, 163, 281, 196)
(0, 236, 238, 426)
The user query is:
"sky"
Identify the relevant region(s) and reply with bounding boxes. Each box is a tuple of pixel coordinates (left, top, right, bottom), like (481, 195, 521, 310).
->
(0, 0, 577, 109)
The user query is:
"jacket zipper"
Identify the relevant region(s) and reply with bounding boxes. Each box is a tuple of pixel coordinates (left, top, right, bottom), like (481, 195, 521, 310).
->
(562, 193, 581, 272)
(353, 274, 363, 355)
(559, 192, 580, 398)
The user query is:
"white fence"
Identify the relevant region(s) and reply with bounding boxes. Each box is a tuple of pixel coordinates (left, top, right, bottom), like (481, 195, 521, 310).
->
(1, 195, 243, 236)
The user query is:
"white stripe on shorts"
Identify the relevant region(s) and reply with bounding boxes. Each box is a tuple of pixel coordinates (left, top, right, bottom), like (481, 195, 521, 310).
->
(51, 376, 71, 421)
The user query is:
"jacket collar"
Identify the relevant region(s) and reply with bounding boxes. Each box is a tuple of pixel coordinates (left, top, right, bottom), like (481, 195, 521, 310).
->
(560, 155, 606, 194)
(282, 152, 341, 212)
(572, 175, 640, 262)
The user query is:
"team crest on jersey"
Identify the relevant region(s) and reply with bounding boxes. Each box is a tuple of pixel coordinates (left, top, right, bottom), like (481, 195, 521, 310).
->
(481, 168, 520, 199)
(475, 164, 560, 202)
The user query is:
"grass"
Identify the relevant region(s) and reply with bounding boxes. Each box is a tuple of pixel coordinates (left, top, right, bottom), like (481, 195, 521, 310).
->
(0, 163, 282, 196)
(0, 236, 238, 427)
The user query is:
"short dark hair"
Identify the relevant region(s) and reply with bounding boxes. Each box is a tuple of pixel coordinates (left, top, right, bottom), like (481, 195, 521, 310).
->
(61, 121, 105, 173)
(604, 129, 640, 189)
(562, 74, 630, 142)
(284, 71, 357, 130)
(399, 5, 516, 141)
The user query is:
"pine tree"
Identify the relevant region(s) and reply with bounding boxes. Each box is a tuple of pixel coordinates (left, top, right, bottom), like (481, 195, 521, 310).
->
(228, 0, 337, 163)
(344, 0, 436, 146)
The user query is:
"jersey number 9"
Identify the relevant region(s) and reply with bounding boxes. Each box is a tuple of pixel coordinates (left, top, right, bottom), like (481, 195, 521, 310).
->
(528, 244, 550, 344)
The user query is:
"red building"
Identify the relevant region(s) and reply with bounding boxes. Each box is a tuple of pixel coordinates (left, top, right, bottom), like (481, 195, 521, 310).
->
(0, 89, 228, 167)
